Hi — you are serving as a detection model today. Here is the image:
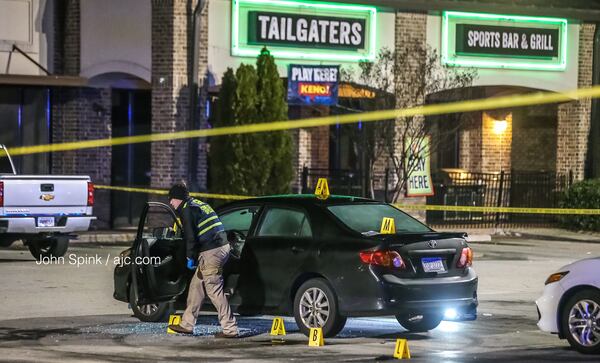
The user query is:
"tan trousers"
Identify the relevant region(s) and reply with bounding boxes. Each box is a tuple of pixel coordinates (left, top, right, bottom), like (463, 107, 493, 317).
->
(180, 244, 238, 335)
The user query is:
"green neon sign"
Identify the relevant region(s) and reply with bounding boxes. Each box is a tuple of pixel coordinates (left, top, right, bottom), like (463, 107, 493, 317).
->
(231, 0, 377, 61)
(441, 11, 568, 71)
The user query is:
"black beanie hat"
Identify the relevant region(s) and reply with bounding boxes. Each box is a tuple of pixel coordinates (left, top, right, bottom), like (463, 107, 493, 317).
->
(168, 182, 189, 200)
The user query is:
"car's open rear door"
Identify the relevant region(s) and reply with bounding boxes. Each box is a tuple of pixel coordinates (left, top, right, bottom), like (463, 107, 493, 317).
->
(131, 202, 188, 304)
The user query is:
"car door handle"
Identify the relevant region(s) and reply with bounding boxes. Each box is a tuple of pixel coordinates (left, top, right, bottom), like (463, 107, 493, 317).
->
(291, 246, 305, 254)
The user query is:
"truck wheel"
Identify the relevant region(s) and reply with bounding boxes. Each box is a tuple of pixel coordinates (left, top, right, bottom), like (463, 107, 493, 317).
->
(27, 237, 69, 261)
(293, 278, 347, 338)
(129, 284, 174, 322)
(396, 312, 443, 332)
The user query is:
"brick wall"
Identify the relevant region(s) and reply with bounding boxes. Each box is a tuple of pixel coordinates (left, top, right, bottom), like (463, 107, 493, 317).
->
(458, 112, 483, 172)
(196, 3, 209, 189)
(150, 0, 209, 194)
(395, 11, 427, 219)
(292, 106, 329, 191)
(511, 106, 557, 172)
(481, 111, 512, 173)
(151, 0, 192, 193)
(556, 23, 595, 180)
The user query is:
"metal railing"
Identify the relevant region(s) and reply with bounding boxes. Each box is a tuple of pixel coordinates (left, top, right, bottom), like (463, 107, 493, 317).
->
(427, 170, 573, 228)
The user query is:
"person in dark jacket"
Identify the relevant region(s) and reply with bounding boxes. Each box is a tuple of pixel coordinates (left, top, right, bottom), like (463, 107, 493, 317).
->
(166, 182, 238, 338)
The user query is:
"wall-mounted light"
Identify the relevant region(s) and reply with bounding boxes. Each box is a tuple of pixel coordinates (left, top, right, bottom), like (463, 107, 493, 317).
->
(493, 120, 508, 135)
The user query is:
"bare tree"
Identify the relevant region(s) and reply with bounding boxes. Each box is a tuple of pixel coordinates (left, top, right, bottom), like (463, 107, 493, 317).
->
(391, 44, 477, 201)
(341, 45, 477, 201)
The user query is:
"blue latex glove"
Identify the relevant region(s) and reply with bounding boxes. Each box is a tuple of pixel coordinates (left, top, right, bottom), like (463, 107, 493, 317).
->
(186, 257, 197, 270)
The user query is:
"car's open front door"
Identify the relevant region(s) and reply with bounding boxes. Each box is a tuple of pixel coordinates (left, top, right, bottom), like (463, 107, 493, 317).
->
(131, 202, 189, 304)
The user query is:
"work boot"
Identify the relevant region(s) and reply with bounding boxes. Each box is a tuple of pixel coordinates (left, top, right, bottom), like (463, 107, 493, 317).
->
(168, 324, 193, 335)
(214, 331, 238, 339)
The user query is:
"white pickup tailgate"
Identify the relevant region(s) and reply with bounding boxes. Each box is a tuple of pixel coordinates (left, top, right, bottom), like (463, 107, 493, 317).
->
(1, 175, 91, 216)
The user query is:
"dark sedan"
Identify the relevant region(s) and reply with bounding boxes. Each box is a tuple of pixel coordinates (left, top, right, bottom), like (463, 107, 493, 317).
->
(114, 195, 478, 337)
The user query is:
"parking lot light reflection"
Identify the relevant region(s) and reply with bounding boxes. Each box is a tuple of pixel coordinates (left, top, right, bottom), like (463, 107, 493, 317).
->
(438, 320, 461, 333)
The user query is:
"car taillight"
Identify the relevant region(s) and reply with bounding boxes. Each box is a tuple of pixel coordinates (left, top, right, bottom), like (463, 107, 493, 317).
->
(457, 247, 473, 268)
(359, 250, 405, 269)
(0, 181, 3, 207)
(87, 182, 94, 206)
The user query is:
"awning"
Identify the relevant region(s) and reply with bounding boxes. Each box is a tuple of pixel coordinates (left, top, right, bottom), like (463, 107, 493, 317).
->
(0, 74, 88, 87)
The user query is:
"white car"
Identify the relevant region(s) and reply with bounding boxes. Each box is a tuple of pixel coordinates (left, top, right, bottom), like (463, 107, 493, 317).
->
(536, 257, 600, 354)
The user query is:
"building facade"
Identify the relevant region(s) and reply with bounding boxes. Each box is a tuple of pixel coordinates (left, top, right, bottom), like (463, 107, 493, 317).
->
(0, 0, 598, 228)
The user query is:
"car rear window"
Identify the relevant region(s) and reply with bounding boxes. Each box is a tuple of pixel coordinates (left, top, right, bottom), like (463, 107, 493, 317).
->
(327, 203, 431, 235)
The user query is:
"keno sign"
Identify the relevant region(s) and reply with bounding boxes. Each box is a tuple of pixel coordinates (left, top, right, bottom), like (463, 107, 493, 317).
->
(287, 65, 339, 106)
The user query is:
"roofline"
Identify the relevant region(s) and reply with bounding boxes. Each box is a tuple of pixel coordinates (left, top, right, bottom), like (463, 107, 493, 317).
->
(327, 0, 600, 22)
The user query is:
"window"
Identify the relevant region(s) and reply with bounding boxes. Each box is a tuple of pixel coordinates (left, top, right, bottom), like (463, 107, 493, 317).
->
(257, 207, 312, 238)
(220, 207, 259, 234)
(328, 203, 431, 234)
(141, 206, 180, 240)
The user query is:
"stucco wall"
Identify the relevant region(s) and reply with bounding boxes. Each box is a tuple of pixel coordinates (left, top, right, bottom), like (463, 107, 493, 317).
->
(0, 0, 53, 75)
(80, 0, 151, 82)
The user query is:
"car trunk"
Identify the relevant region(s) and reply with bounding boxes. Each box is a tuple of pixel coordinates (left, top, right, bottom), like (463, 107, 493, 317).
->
(379, 232, 469, 278)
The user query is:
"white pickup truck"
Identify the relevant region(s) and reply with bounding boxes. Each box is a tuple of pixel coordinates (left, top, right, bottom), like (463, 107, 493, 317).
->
(0, 145, 96, 260)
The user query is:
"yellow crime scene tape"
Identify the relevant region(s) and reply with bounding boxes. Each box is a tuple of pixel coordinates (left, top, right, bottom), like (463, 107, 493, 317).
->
(6, 84, 600, 157)
(10, 84, 600, 216)
(94, 185, 250, 201)
(394, 204, 600, 215)
(95, 185, 600, 215)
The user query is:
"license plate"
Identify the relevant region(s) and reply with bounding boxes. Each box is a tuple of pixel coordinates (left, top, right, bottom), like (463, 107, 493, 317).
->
(422, 257, 445, 273)
(37, 217, 55, 227)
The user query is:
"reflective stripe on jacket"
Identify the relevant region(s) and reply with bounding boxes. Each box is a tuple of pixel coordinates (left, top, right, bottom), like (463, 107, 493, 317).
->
(178, 197, 227, 258)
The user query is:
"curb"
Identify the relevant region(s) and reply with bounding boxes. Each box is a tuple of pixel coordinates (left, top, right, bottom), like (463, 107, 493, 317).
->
(504, 232, 600, 244)
(71, 233, 135, 244)
(465, 234, 492, 243)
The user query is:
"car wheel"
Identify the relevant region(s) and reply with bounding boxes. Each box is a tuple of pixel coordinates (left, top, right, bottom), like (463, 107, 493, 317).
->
(560, 289, 600, 354)
(129, 284, 174, 322)
(396, 312, 443, 332)
(27, 237, 69, 261)
(293, 278, 347, 338)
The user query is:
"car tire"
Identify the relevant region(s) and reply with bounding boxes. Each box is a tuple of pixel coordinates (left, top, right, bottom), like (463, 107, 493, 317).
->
(129, 283, 174, 323)
(396, 312, 443, 332)
(27, 237, 69, 261)
(560, 289, 600, 354)
(293, 278, 347, 338)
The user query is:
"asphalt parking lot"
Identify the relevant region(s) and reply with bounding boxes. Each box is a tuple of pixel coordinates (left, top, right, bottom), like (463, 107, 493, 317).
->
(1, 237, 600, 362)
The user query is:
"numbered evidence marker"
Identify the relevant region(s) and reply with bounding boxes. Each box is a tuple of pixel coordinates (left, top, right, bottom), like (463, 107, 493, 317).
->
(393, 339, 411, 360)
(270, 317, 286, 336)
(315, 178, 330, 200)
(167, 315, 182, 334)
(380, 217, 396, 234)
(308, 327, 324, 347)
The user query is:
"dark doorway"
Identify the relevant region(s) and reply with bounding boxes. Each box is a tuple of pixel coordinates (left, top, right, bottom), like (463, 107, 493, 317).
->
(111, 89, 151, 228)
